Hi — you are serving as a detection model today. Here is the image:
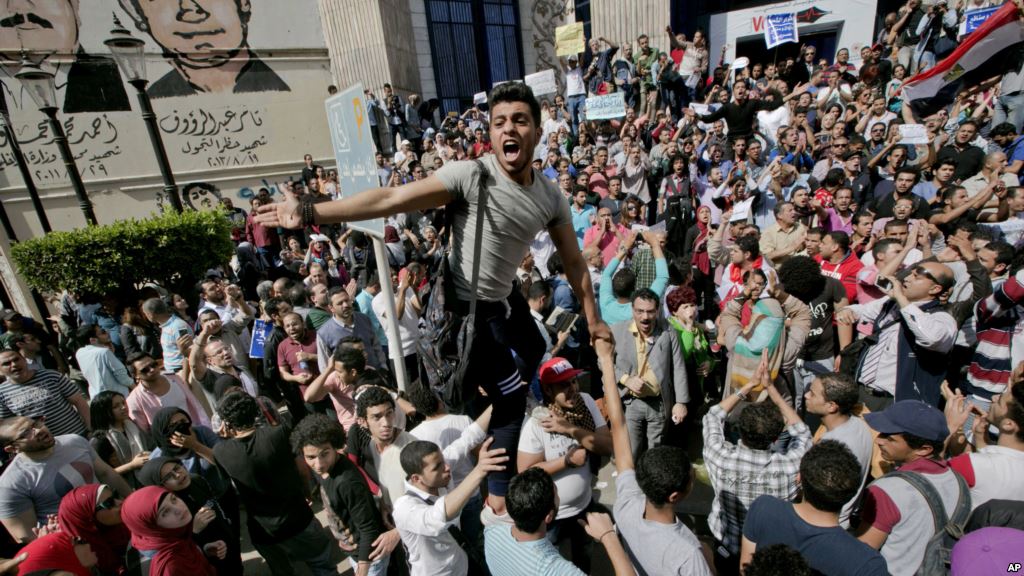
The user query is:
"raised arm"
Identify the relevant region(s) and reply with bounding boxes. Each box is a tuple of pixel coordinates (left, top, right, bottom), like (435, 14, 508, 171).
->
(595, 337, 632, 472)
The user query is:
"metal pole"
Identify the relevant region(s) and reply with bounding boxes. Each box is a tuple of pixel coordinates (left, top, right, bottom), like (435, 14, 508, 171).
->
(371, 236, 408, 392)
(129, 79, 183, 213)
(0, 188, 15, 240)
(0, 90, 50, 233)
(41, 107, 97, 226)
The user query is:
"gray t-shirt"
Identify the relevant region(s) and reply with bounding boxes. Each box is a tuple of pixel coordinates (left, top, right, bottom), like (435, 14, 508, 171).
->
(0, 435, 95, 520)
(435, 155, 572, 301)
(821, 416, 874, 527)
(613, 470, 713, 576)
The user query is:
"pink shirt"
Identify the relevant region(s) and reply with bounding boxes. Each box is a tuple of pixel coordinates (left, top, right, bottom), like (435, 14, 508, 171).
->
(126, 374, 211, 432)
(583, 223, 630, 266)
(320, 372, 358, 431)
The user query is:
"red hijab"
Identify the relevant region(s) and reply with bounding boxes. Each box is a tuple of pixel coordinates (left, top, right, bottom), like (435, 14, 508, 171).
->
(692, 207, 712, 275)
(58, 483, 130, 575)
(16, 532, 91, 576)
(120, 486, 216, 576)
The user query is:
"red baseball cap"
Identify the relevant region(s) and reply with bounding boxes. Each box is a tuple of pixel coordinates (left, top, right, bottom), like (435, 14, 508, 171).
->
(538, 357, 584, 386)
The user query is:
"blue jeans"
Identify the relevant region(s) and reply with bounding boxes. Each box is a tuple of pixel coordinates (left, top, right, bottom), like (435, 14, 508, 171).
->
(567, 94, 586, 136)
(349, 554, 390, 576)
(994, 92, 1024, 131)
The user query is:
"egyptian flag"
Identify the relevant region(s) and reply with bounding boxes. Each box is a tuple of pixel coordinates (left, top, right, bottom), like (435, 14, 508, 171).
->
(902, 2, 1024, 117)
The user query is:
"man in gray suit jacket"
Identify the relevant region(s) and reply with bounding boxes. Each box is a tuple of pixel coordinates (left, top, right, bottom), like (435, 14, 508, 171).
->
(610, 288, 689, 461)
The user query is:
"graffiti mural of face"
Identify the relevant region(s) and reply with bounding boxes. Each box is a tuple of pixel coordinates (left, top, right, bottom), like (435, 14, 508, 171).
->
(125, 0, 250, 67)
(0, 0, 79, 62)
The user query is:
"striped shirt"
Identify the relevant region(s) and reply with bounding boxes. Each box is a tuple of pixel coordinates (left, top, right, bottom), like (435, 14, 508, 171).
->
(484, 524, 584, 576)
(159, 315, 193, 373)
(967, 270, 1024, 399)
(0, 369, 86, 437)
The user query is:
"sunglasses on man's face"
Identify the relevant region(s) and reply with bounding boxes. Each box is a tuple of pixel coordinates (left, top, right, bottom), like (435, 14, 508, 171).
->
(911, 265, 944, 287)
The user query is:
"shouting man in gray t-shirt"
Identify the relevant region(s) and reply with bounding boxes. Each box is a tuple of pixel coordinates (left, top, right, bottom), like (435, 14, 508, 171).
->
(255, 82, 609, 518)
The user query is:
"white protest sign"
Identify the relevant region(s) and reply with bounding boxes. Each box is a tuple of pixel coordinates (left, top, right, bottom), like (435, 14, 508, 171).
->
(731, 197, 755, 222)
(525, 69, 558, 96)
(764, 13, 799, 50)
(325, 83, 382, 236)
(473, 91, 487, 105)
(898, 124, 929, 145)
(585, 92, 626, 120)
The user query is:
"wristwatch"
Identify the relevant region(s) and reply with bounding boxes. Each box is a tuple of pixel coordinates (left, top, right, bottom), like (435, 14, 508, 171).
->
(735, 390, 749, 401)
(564, 444, 584, 468)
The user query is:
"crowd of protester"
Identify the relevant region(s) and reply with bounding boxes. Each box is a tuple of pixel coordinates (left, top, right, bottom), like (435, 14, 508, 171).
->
(3, 2, 1024, 575)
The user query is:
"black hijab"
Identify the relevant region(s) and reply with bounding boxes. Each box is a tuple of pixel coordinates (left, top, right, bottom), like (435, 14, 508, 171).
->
(150, 407, 192, 457)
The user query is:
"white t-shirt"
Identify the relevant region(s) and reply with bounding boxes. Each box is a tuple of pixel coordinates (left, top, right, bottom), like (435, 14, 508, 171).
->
(821, 416, 874, 527)
(565, 66, 586, 97)
(371, 290, 420, 359)
(518, 394, 606, 519)
(410, 414, 477, 488)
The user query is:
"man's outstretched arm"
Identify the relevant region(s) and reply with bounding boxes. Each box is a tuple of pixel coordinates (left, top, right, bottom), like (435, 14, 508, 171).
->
(256, 175, 453, 229)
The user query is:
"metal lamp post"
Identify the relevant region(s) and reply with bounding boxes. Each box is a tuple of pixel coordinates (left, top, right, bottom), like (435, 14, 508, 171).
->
(105, 17, 183, 213)
(14, 58, 97, 226)
(0, 87, 51, 234)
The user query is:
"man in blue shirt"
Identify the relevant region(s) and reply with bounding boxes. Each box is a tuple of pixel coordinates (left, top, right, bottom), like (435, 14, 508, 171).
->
(569, 187, 596, 249)
(485, 467, 633, 576)
(142, 297, 192, 373)
(991, 122, 1024, 185)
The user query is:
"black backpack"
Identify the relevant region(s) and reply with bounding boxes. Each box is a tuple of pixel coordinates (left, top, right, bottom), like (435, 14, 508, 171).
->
(416, 160, 489, 412)
(889, 470, 971, 575)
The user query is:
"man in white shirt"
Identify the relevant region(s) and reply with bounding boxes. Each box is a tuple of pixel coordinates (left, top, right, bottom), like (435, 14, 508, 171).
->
(372, 263, 423, 382)
(393, 438, 507, 576)
(562, 54, 587, 137)
(407, 381, 492, 556)
(837, 261, 958, 410)
(517, 357, 612, 572)
(803, 373, 874, 527)
(74, 323, 133, 398)
(948, 381, 1024, 510)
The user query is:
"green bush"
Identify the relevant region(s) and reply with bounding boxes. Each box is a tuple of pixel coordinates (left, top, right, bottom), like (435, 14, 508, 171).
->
(11, 209, 234, 297)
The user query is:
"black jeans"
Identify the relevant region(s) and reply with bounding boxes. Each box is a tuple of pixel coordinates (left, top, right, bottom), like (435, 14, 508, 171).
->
(462, 288, 545, 497)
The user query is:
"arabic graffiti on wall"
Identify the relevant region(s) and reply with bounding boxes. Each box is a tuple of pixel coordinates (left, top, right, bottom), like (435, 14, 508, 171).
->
(159, 106, 269, 168)
(0, 0, 331, 200)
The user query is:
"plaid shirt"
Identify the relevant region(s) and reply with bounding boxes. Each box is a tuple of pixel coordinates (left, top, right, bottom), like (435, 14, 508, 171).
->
(631, 245, 656, 290)
(702, 405, 811, 555)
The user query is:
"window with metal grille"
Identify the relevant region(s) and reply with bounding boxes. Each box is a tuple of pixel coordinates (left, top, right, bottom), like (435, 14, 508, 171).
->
(425, 0, 524, 115)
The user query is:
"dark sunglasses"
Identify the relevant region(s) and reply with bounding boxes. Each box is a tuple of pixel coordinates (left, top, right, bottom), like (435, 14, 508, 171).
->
(96, 496, 117, 512)
(912, 265, 947, 288)
(139, 364, 157, 375)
